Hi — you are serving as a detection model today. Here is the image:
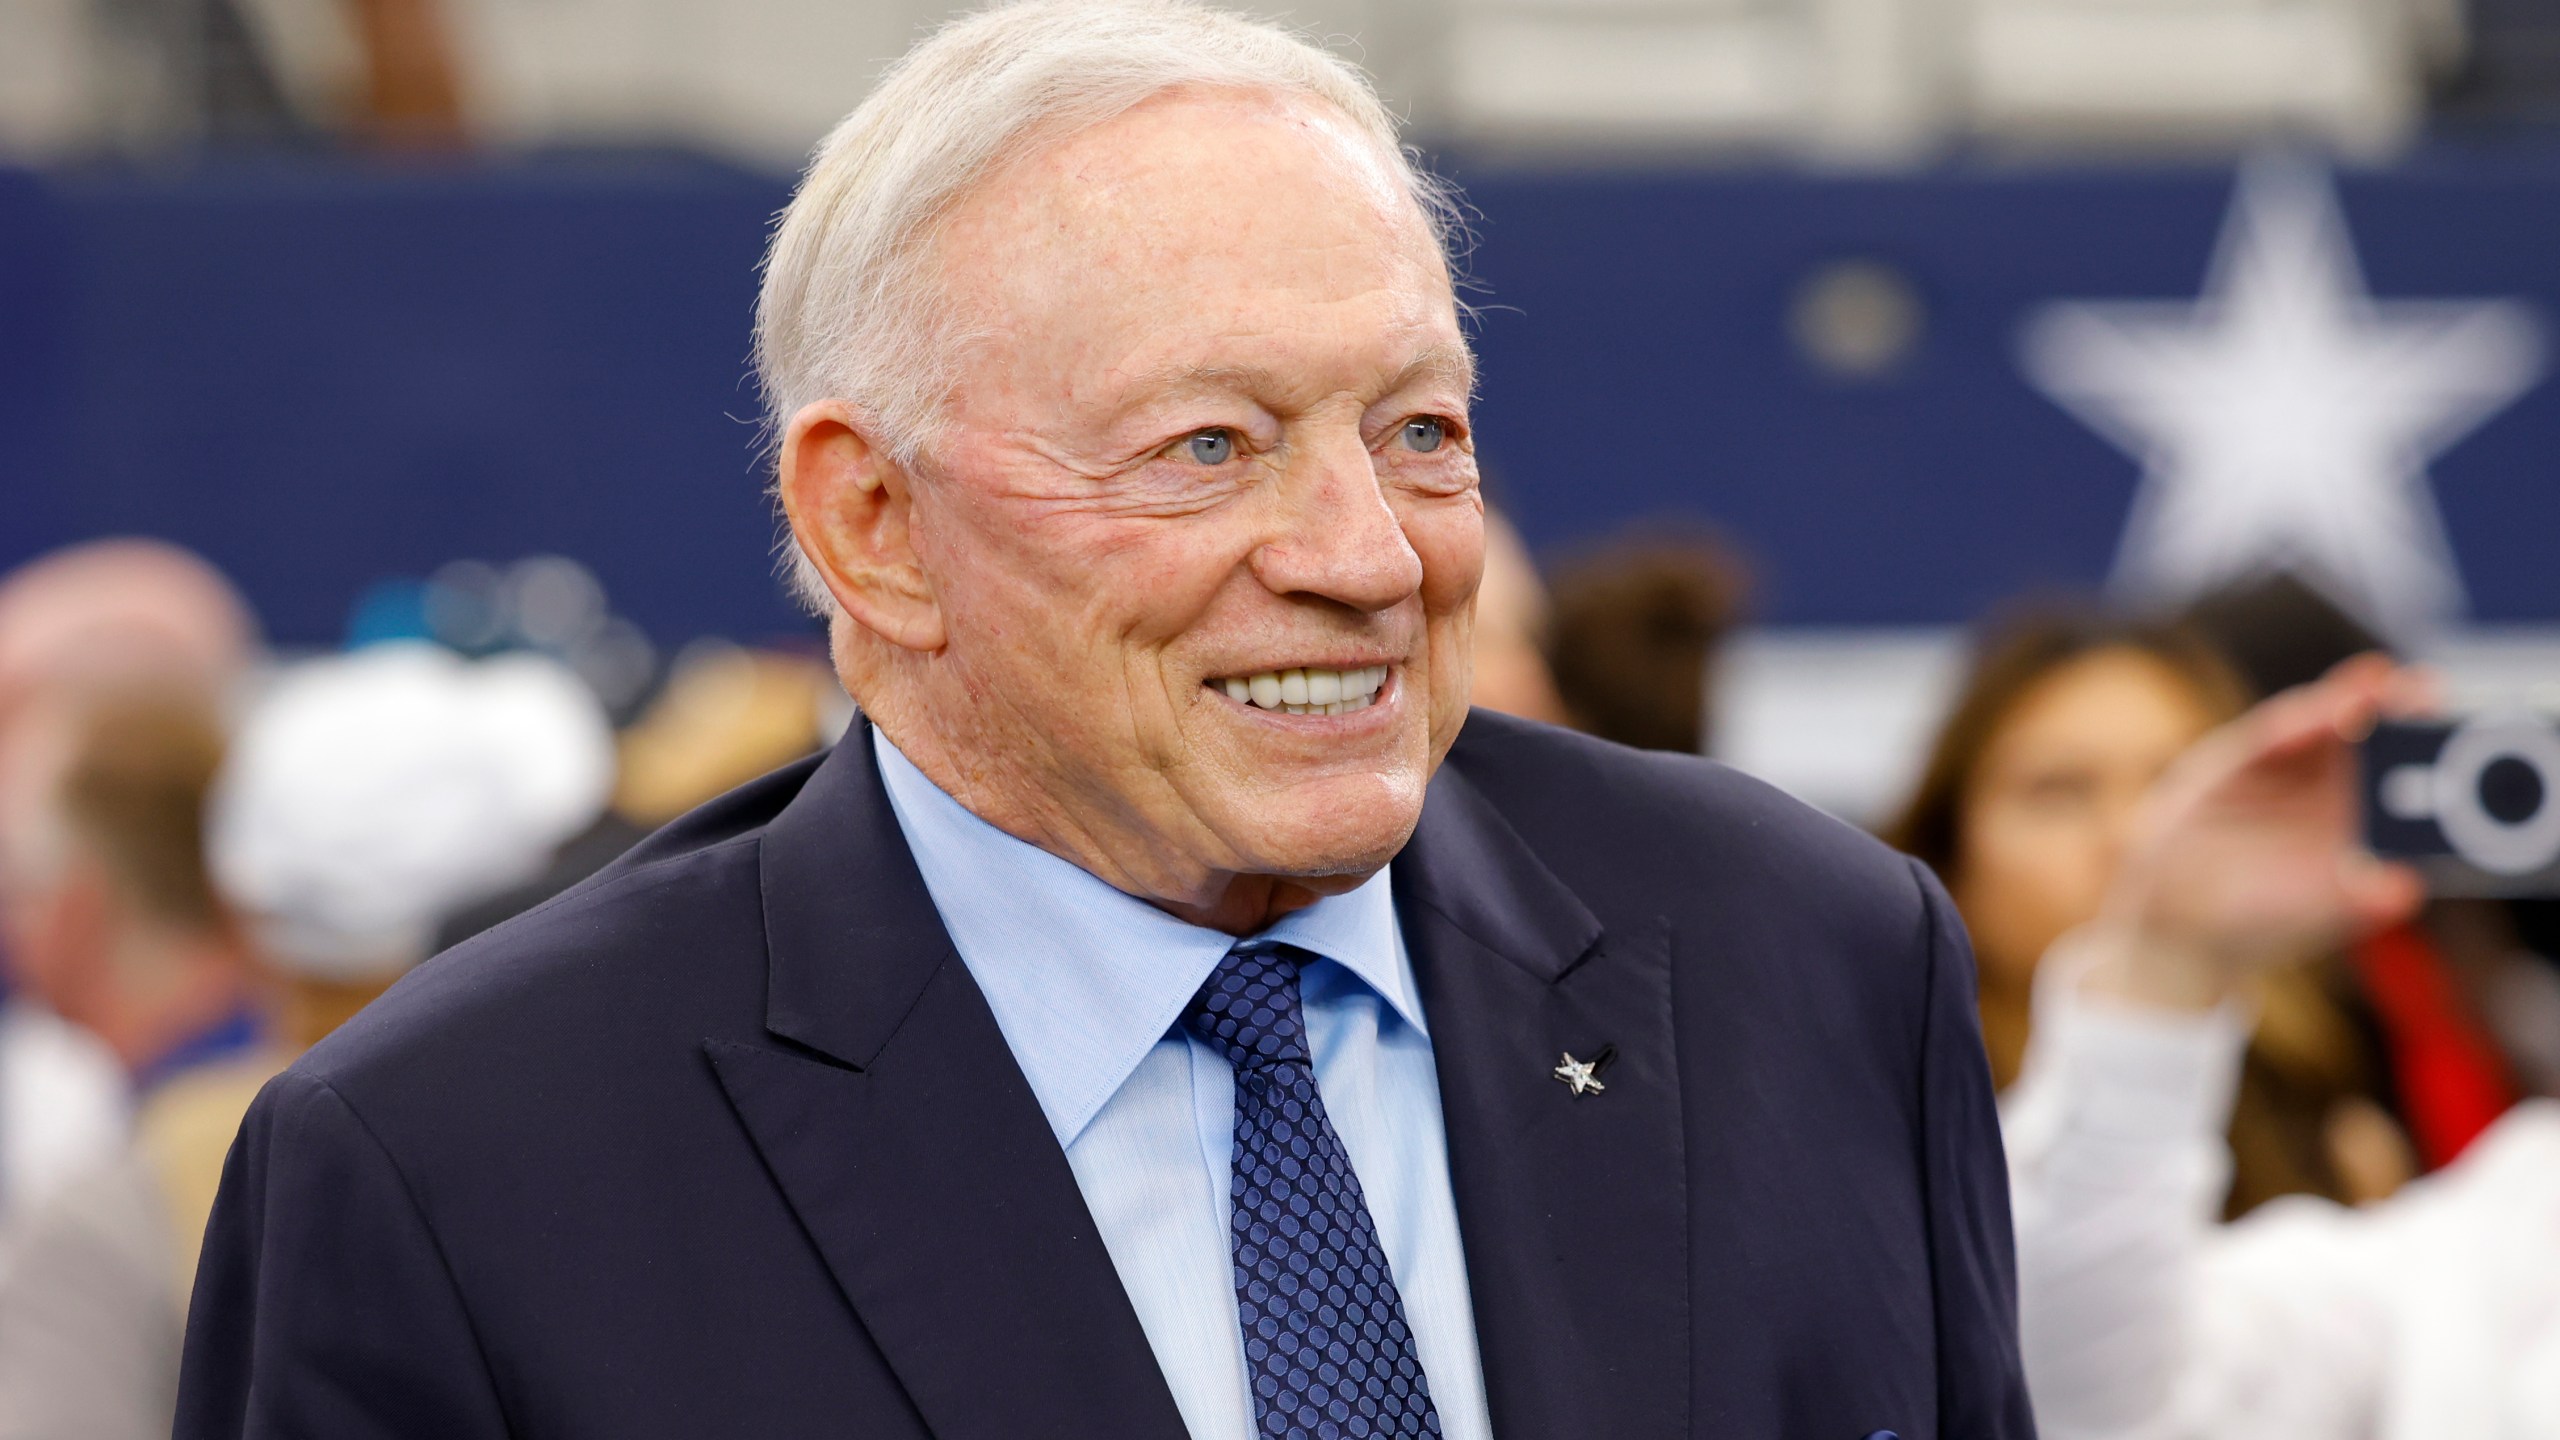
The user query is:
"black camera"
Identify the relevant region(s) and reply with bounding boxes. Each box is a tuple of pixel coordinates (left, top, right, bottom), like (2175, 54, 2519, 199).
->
(2364, 715, 2560, 895)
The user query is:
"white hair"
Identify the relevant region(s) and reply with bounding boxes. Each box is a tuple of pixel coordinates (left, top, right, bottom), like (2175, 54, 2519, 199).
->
(752, 0, 1459, 614)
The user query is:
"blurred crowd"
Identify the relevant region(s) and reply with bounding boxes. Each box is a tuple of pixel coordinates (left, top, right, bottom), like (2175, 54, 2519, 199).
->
(0, 517, 2553, 1438)
(0, 539, 848, 1433)
(13, 0, 2560, 167)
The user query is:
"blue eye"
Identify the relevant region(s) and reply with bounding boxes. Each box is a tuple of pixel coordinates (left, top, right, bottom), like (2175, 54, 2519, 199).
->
(1401, 417, 1447, 453)
(1184, 430, 1235, 465)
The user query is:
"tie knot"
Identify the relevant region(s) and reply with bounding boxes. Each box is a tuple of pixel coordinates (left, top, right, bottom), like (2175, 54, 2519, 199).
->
(1183, 944, 1311, 1071)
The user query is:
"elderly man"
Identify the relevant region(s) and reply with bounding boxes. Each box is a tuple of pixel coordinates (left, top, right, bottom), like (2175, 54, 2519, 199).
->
(177, 4, 2030, 1438)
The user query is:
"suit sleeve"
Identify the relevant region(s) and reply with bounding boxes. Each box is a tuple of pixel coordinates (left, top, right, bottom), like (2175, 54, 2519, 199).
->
(175, 1068, 512, 1440)
(1907, 858, 2039, 1439)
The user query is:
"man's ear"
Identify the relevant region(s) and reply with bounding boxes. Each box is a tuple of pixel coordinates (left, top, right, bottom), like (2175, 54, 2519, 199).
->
(777, 401, 948, 653)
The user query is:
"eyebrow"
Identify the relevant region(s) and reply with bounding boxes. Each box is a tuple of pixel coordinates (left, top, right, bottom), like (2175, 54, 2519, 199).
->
(1397, 342, 1479, 397)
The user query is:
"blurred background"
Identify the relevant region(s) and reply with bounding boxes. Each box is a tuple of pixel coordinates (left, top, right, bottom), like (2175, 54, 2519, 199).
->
(5, 6, 2560, 1434)
(8, 0, 2560, 817)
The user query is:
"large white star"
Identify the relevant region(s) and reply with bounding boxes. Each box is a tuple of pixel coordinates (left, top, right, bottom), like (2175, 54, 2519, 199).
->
(2021, 156, 2543, 641)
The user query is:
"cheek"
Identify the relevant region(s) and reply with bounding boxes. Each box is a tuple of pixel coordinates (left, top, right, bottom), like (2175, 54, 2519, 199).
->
(1405, 501, 1482, 749)
(932, 502, 1235, 665)
(1958, 804, 2114, 966)
(1406, 497, 1486, 616)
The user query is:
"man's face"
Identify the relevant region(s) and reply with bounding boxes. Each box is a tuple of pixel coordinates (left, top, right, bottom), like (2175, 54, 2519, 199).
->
(889, 90, 1482, 907)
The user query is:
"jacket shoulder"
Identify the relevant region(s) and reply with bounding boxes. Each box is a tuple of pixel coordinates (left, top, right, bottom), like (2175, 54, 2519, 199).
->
(1443, 707, 1935, 963)
(1442, 709, 1930, 935)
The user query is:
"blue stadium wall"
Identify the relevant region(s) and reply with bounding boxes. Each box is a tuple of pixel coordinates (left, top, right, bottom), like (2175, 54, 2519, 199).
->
(4, 151, 2555, 647)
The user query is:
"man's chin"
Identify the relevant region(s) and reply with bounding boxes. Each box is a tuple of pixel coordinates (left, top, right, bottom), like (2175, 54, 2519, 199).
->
(1214, 788, 1424, 885)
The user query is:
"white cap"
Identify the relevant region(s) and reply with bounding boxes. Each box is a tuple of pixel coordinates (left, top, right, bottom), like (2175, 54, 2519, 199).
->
(209, 643, 615, 979)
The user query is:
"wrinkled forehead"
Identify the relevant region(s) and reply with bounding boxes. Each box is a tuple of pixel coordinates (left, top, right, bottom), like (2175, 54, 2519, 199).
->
(931, 89, 1463, 408)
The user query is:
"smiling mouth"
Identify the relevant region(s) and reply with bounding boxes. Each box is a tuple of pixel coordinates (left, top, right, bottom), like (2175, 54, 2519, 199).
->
(1207, 665, 1389, 717)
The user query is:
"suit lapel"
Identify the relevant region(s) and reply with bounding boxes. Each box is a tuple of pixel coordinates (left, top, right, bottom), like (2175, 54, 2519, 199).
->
(1395, 761, 1691, 1439)
(707, 731, 1187, 1440)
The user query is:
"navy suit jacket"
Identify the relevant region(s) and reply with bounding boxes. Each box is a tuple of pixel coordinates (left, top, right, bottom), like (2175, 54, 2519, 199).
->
(177, 711, 2032, 1439)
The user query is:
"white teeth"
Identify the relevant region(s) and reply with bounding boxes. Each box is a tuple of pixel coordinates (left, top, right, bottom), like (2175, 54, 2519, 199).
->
(1211, 664, 1390, 715)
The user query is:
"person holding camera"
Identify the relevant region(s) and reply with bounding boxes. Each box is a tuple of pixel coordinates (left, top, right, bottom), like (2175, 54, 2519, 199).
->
(2004, 653, 2560, 1439)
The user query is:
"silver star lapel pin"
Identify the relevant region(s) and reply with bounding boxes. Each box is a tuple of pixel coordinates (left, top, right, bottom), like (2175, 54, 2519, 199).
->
(1551, 1046, 1613, 1098)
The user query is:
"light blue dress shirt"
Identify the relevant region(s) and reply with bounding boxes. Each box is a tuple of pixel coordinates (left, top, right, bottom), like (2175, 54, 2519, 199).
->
(871, 729, 1494, 1440)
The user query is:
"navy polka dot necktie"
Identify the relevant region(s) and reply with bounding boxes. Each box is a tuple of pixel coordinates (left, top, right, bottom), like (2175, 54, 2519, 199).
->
(1184, 943, 1443, 1440)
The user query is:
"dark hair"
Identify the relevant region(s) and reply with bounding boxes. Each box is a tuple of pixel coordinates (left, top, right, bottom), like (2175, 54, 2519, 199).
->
(2180, 571, 2390, 700)
(1544, 532, 1747, 754)
(1882, 602, 2247, 880)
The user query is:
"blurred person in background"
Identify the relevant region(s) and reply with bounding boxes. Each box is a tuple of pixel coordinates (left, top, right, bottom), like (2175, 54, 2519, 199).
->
(437, 640, 842, 949)
(11, 0, 466, 151)
(0, 541, 260, 720)
(211, 644, 615, 1020)
(1887, 605, 2417, 1213)
(2181, 572, 2396, 702)
(1544, 530, 1745, 754)
(0, 688, 261, 1440)
(0, 539, 261, 1224)
(2187, 574, 2539, 1165)
(0, 693, 257, 1091)
(1463, 514, 1749, 757)
(0, 641, 612, 1440)
(1462, 505, 1568, 725)
(2000, 655, 2560, 1439)
(610, 642, 846, 828)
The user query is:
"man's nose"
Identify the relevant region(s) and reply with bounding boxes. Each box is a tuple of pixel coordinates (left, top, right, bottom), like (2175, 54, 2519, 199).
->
(1249, 434, 1424, 614)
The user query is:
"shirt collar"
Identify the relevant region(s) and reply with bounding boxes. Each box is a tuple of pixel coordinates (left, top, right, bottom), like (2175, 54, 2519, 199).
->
(869, 727, 1418, 1146)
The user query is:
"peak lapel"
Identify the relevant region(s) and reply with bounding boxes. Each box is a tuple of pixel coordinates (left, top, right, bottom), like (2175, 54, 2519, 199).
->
(711, 732, 1187, 1440)
(1394, 761, 1691, 1439)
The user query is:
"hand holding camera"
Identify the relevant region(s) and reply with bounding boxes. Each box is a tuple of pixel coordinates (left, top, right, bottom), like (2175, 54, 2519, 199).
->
(2076, 654, 2428, 1014)
(2366, 711, 2560, 891)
